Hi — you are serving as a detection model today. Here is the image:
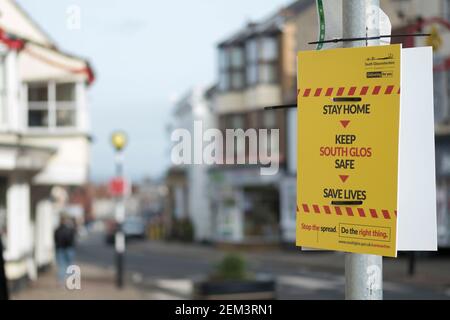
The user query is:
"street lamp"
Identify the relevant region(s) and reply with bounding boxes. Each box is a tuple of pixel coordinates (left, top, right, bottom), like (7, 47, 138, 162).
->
(111, 131, 127, 152)
(111, 130, 128, 289)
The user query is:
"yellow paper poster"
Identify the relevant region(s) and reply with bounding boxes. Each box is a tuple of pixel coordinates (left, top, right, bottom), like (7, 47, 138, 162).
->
(296, 44, 401, 257)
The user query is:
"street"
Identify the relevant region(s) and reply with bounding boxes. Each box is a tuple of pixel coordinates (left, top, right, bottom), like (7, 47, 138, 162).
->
(2, 0, 450, 304)
(75, 232, 450, 300)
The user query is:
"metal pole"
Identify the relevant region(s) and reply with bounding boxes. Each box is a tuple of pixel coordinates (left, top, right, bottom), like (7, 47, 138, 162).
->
(343, 0, 383, 300)
(115, 151, 125, 288)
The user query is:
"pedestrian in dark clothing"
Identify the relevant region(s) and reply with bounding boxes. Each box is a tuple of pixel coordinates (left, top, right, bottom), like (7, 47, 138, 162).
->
(0, 236, 9, 300)
(54, 215, 76, 283)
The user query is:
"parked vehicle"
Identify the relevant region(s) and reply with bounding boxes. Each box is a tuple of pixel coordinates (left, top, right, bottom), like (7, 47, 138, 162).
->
(105, 215, 147, 245)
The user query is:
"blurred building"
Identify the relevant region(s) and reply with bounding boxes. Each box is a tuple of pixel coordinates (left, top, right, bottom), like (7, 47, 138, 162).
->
(208, 0, 444, 246)
(0, 0, 94, 285)
(165, 87, 215, 242)
(89, 184, 114, 220)
(164, 0, 450, 247)
(163, 0, 400, 246)
(212, 15, 289, 244)
(210, 0, 336, 245)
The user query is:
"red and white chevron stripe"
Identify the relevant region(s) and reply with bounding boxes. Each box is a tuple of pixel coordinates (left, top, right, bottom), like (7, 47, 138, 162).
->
(297, 204, 397, 220)
(297, 85, 400, 98)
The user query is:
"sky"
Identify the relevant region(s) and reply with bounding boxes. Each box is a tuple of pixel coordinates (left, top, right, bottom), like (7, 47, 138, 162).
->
(18, 0, 291, 182)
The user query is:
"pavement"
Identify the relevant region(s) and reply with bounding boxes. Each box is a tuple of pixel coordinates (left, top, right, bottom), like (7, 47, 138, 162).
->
(11, 263, 145, 300)
(11, 232, 450, 300)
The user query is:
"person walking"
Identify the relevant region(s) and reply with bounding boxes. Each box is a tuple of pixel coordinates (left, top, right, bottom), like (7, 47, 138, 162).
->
(54, 215, 76, 284)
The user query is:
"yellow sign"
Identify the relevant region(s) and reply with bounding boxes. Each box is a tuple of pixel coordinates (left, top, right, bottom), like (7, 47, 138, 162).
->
(296, 45, 401, 257)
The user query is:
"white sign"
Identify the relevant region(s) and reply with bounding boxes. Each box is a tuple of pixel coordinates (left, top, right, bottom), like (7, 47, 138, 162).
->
(397, 47, 437, 251)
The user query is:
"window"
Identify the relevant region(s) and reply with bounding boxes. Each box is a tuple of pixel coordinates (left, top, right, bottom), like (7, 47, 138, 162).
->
(219, 45, 245, 92)
(27, 82, 77, 129)
(230, 47, 244, 68)
(56, 83, 76, 127)
(260, 37, 278, 61)
(245, 36, 279, 86)
(218, 48, 229, 71)
(229, 46, 245, 90)
(28, 84, 49, 127)
(246, 38, 259, 85)
(218, 48, 230, 91)
(246, 38, 259, 62)
(259, 64, 278, 83)
(231, 71, 244, 89)
(246, 64, 258, 86)
(218, 71, 229, 92)
(258, 37, 279, 84)
(218, 35, 279, 91)
(56, 83, 76, 101)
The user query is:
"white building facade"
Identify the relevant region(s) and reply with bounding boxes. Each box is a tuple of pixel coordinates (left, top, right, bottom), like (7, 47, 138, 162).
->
(0, 0, 94, 283)
(167, 87, 215, 242)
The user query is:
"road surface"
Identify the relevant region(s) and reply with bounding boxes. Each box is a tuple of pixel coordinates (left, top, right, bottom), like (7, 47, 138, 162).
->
(76, 232, 450, 300)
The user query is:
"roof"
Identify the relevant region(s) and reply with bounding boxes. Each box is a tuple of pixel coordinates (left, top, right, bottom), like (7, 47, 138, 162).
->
(0, 0, 54, 47)
(20, 41, 95, 84)
(0, 0, 95, 85)
(218, 0, 314, 47)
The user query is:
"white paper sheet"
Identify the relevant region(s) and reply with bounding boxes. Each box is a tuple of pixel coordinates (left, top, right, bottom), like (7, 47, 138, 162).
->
(397, 46, 437, 251)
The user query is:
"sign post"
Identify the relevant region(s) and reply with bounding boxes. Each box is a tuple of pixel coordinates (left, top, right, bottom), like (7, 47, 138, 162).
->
(297, 0, 436, 301)
(111, 131, 128, 289)
(297, 0, 396, 299)
(343, 0, 382, 300)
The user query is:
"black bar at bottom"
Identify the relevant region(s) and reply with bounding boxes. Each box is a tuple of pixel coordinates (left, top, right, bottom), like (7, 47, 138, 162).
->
(331, 200, 363, 206)
(333, 97, 362, 102)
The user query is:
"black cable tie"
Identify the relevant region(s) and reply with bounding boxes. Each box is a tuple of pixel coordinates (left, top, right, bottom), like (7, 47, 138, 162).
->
(308, 33, 430, 45)
(264, 104, 297, 110)
(331, 200, 363, 206)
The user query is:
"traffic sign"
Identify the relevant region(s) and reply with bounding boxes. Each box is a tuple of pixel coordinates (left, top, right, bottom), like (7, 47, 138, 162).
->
(296, 44, 401, 257)
(108, 177, 128, 197)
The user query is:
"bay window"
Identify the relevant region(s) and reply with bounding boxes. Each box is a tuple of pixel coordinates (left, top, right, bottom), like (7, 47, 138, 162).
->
(218, 45, 245, 92)
(218, 34, 279, 92)
(28, 83, 49, 127)
(260, 37, 278, 60)
(246, 38, 258, 85)
(27, 82, 77, 129)
(56, 83, 76, 127)
(245, 35, 279, 86)
(218, 49, 229, 91)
